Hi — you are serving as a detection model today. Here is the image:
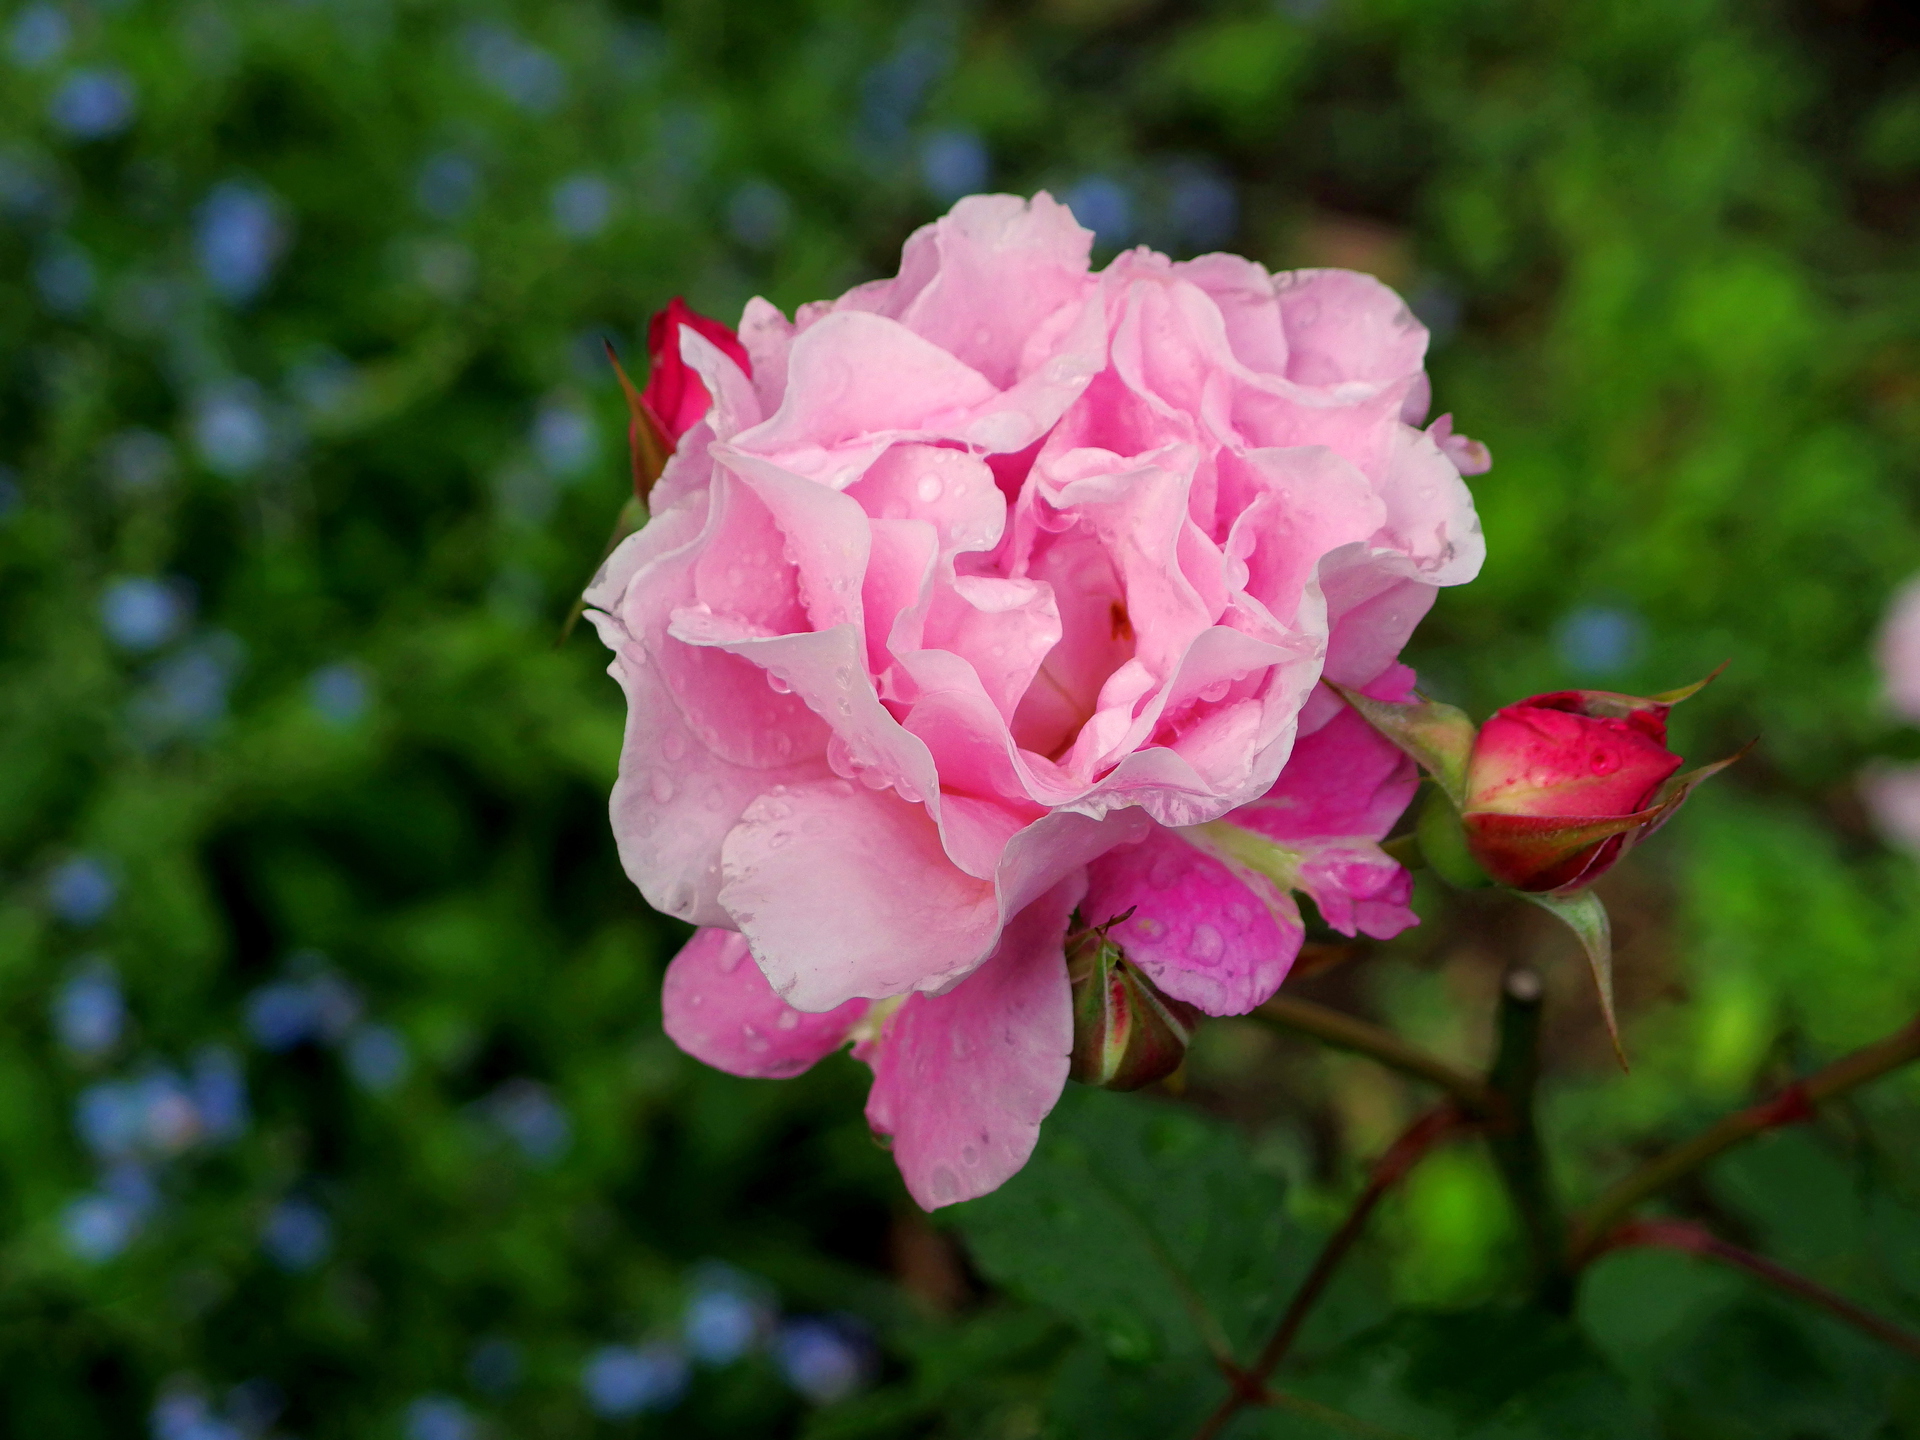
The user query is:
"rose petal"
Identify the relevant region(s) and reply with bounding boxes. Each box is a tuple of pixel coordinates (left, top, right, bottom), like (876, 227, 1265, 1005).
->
(863, 875, 1082, 1209)
(663, 927, 868, 1078)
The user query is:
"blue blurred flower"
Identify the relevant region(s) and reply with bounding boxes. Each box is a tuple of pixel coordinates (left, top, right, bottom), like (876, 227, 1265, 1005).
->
(1166, 161, 1238, 253)
(48, 854, 117, 925)
(189, 1046, 248, 1141)
(466, 1337, 522, 1396)
(0, 466, 17, 521)
(63, 1190, 142, 1262)
(727, 179, 789, 251)
(102, 576, 190, 652)
(1555, 604, 1647, 679)
(581, 1342, 688, 1418)
(308, 661, 372, 726)
(104, 429, 177, 493)
(34, 236, 94, 315)
(859, 40, 946, 148)
(49, 68, 136, 140)
(551, 173, 612, 239)
(53, 956, 124, 1059)
(196, 182, 287, 305)
(344, 1023, 409, 1093)
(193, 382, 272, 478)
(684, 1265, 773, 1365)
(0, 147, 55, 219)
(403, 1395, 474, 1440)
(7, 5, 69, 69)
(1063, 177, 1134, 249)
(75, 1080, 143, 1159)
(920, 128, 989, 203)
(244, 963, 360, 1051)
(261, 1197, 331, 1271)
(533, 397, 596, 477)
(482, 1079, 571, 1165)
(102, 1158, 159, 1215)
(463, 23, 565, 113)
(129, 633, 244, 739)
(134, 1068, 203, 1155)
(416, 151, 479, 220)
(774, 1316, 874, 1404)
(151, 1389, 229, 1440)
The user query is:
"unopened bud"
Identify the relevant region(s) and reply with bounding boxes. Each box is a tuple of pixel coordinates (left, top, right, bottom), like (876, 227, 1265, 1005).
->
(1067, 932, 1200, 1091)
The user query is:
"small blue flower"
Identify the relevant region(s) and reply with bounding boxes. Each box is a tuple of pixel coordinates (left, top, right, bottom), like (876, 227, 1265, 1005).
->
(581, 1342, 688, 1418)
(102, 578, 190, 653)
(344, 1024, 409, 1093)
(416, 152, 479, 220)
(482, 1079, 571, 1164)
(53, 956, 124, 1059)
(683, 1262, 773, 1365)
(196, 182, 287, 304)
(403, 1395, 474, 1440)
(727, 180, 789, 251)
(62, 1191, 141, 1262)
(308, 662, 372, 726)
(1555, 604, 1647, 680)
(244, 981, 316, 1051)
(189, 1046, 248, 1141)
(533, 398, 596, 477)
(129, 634, 244, 739)
(48, 854, 117, 925)
(1166, 162, 1238, 253)
(49, 68, 136, 140)
(261, 1197, 331, 1272)
(551, 173, 612, 239)
(7, 5, 69, 70)
(463, 24, 565, 113)
(1063, 177, 1134, 249)
(774, 1316, 873, 1404)
(193, 382, 272, 479)
(919, 129, 989, 203)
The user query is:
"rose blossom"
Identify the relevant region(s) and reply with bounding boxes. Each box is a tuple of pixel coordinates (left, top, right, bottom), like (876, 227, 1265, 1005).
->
(586, 193, 1485, 1207)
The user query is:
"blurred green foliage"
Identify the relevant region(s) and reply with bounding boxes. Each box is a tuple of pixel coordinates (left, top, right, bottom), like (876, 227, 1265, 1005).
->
(5, 0, 1920, 1436)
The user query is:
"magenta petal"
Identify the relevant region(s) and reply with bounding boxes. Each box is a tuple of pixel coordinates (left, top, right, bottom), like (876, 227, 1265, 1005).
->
(662, 928, 869, 1079)
(863, 877, 1082, 1209)
(1083, 827, 1303, 1017)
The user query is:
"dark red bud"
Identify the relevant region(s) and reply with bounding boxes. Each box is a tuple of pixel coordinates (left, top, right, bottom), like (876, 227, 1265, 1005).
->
(642, 298, 751, 445)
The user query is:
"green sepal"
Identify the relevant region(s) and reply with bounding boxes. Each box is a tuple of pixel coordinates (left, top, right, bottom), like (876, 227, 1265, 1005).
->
(1518, 887, 1624, 1069)
(604, 338, 671, 502)
(1416, 788, 1494, 889)
(1327, 682, 1476, 811)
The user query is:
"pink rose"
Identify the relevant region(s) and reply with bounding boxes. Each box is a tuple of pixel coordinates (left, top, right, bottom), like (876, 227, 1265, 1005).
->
(1864, 577, 1920, 851)
(587, 193, 1485, 1207)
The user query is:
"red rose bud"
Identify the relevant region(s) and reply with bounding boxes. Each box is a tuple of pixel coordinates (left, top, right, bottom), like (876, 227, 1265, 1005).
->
(1459, 678, 1743, 893)
(1067, 930, 1200, 1091)
(642, 298, 751, 444)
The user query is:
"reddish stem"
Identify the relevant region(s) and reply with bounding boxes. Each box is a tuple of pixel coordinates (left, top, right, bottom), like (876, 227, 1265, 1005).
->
(1598, 1218, 1920, 1362)
(1191, 1105, 1471, 1440)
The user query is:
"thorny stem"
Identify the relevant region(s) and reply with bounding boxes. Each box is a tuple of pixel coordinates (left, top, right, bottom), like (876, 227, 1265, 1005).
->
(1598, 1219, 1920, 1363)
(1569, 1012, 1920, 1263)
(1253, 995, 1498, 1119)
(1484, 968, 1573, 1311)
(1191, 1105, 1473, 1440)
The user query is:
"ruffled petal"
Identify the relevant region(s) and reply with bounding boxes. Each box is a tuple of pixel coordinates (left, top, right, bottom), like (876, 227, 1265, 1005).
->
(662, 927, 868, 1078)
(863, 875, 1082, 1209)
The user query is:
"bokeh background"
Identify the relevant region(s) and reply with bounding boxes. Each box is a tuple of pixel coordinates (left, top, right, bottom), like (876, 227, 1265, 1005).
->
(6, 0, 1920, 1436)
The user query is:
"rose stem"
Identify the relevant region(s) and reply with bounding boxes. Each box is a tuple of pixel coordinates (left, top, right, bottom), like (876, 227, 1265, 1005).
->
(1190, 1104, 1471, 1440)
(1568, 1013, 1920, 1264)
(1253, 995, 1498, 1119)
(1595, 1218, 1920, 1362)
(1484, 967, 1573, 1311)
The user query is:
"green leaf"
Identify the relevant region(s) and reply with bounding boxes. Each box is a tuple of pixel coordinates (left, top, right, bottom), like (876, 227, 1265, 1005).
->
(949, 1087, 1315, 1367)
(1517, 888, 1622, 1067)
(1272, 1307, 1659, 1440)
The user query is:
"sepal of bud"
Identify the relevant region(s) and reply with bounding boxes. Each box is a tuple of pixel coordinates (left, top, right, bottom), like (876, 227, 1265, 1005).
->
(1326, 682, 1476, 810)
(1067, 931, 1200, 1091)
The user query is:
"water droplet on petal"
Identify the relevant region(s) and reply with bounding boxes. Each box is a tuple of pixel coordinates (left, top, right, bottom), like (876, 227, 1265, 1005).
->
(960, 1144, 980, 1167)
(929, 1166, 961, 1203)
(1189, 924, 1224, 962)
(916, 475, 943, 503)
(767, 673, 793, 695)
(776, 1009, 800, 1030)
(661, 732, 688, 761)
(651, 771, 677, 803)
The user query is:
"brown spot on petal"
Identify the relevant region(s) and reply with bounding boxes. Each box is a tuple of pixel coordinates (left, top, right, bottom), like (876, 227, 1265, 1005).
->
(1109, 600, 1134, 644)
